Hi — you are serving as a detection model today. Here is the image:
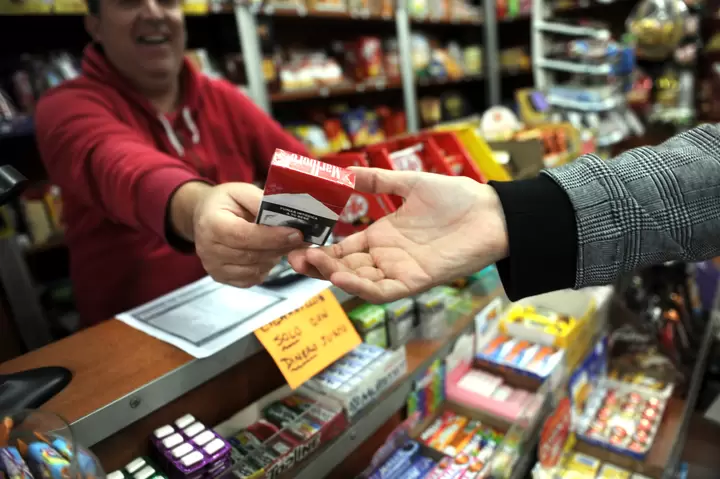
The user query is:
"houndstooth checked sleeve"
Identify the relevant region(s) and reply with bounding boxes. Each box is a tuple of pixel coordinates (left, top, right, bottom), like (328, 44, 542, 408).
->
(543, 123, 720, 289)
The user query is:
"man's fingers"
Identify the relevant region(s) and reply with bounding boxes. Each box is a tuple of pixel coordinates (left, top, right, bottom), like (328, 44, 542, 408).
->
(329, 272, 410, 303)
(224, 183, 264, 218)
(213, 212, 304, 250)
(204, 243, 286, 266)
(212, 263, 276, 289)
(349, 167, 419, 198)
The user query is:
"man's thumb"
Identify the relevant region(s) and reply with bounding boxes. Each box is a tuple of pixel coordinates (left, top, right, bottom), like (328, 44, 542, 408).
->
(349, 167, 415, 197)
(223, 182, 263, 219)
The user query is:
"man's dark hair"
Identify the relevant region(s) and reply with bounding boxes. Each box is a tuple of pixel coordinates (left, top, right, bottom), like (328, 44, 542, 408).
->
(87, 0, 100, 14)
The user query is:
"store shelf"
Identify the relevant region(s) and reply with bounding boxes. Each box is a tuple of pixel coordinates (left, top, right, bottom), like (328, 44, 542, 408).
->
(662, 294, 720, 478)
(24, 233, 67, 255)
(270, 74, 483, 102)
(546, 93, 623, 111)
(0, 115, 34, 139)
(270, 79, 403, 102)
(536, 20, 609, 38)
(536, 58, 612, 75)
(416, 74, 484, 86)
(411, 16, 483, 26)
(257, 9, 482, 25)
(285, 295, 498, 479)
(259, 9, 393, 21)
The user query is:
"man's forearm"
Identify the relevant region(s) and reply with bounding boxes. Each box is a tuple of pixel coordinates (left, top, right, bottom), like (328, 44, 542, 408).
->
(545, 123, 720, 288)
(168, 181, 212, 242)
(490, 176, 578, 300)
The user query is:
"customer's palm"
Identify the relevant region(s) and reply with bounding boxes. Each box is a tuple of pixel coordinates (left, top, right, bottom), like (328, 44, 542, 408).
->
(288, 168, 508, 303)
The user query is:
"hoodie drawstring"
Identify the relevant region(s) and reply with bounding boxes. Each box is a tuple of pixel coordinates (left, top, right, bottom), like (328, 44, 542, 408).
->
(157, 106, 201, 157)
(182, 107, 201, 145)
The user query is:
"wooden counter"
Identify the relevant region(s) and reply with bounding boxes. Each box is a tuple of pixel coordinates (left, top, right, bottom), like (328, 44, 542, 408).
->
(0, 317, 289, 470)
(0, 292, 495, 475)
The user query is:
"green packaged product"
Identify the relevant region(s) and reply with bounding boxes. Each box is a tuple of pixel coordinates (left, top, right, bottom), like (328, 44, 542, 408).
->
(348, 303, 388, 348)
(384, 297, 416, 349)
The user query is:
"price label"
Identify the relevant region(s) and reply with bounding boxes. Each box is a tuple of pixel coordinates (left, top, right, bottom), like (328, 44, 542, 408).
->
(254, 289, 362, 389)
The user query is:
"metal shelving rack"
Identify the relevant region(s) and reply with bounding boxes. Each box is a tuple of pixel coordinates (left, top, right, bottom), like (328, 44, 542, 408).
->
(226, 0, 499, 132)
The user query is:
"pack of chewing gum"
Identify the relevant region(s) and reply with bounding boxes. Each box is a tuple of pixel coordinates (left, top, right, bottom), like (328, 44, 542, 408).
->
(256, 149, 356, 246)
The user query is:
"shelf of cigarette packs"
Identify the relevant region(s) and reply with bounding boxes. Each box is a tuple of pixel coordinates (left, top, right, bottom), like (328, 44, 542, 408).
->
(530, 263, 717, 479)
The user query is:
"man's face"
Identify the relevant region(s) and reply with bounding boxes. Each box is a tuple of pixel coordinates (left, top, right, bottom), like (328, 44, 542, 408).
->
(85, 0, 186, 92)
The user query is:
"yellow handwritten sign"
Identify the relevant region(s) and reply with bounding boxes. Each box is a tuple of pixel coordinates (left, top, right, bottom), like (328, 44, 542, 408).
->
(254, 289, 362, 389)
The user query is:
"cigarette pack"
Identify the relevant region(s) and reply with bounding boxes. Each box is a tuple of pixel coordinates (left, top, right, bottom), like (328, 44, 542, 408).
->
(257, 149, 355, 245)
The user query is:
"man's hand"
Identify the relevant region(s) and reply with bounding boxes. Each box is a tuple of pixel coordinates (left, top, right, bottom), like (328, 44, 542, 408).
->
(171, 182, 305, 288)
(288, 168, 509, 303)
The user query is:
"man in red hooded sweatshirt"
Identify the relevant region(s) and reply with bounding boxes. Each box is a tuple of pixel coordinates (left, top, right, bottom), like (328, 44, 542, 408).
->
(34, 0, 309, 327)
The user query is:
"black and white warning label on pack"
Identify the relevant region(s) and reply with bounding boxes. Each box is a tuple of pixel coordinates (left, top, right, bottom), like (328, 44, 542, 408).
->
(257, 193, 337, 245)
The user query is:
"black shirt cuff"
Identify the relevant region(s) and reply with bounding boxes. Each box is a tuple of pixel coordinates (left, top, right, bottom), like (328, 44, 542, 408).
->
(489, 174, 578, 301)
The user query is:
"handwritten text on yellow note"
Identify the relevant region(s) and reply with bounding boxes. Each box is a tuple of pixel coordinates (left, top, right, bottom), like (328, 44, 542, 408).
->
(254, 289, 362, 389)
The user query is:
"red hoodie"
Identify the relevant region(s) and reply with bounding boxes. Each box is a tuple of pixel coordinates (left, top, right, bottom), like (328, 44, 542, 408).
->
(34, 45, 309, 327)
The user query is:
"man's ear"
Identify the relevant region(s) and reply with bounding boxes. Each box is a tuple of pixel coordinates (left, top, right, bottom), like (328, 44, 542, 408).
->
(84, 14, 101, 43)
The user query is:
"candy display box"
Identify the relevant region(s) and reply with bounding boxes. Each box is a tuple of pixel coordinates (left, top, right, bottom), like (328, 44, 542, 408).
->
(498, 289, 601, 374)
(534, 336, 677, 479)
(474, 331, 566, 388)
(575, 379, 671, 460)
(214, 387, 348, 479)
(446, 360, 543, 423)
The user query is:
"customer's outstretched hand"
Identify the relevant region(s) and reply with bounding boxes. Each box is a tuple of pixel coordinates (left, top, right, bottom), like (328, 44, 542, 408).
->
(287, 168, 509, 303)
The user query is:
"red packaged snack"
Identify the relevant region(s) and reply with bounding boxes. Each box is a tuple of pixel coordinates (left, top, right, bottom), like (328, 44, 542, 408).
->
(257, 149, 355, 245)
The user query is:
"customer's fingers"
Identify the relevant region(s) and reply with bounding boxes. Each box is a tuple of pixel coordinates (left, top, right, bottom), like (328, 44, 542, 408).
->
(330, 231, 370, 257)
(287, 249, 322, 279)
(349, 167, 420, 197)
(305, 247, 349, 279)
(329, 272, 410, 304)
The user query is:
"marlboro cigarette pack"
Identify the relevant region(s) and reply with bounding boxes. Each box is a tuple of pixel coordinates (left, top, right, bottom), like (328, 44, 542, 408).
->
(256, 149, 356, 245)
